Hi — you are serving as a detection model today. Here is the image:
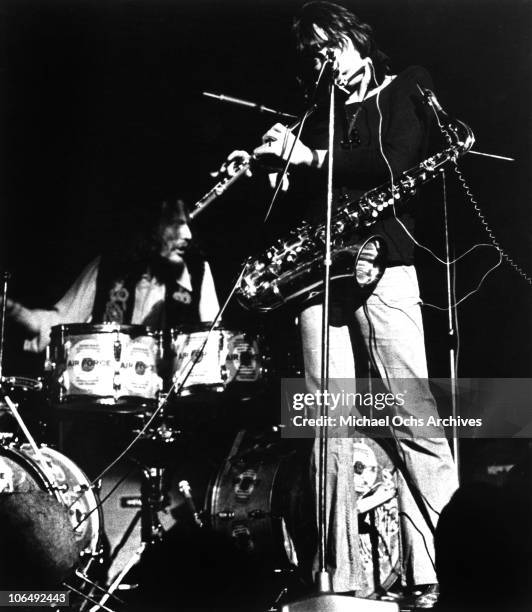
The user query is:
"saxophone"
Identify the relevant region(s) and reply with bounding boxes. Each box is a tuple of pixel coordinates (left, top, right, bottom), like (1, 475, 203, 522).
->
(235, 89, 475, 313)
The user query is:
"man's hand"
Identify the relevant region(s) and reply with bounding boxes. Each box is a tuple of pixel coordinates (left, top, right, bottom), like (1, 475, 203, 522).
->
(1, 297, 40, 335)
(254, 123, 313, 168)
(211, 150, 252, 179)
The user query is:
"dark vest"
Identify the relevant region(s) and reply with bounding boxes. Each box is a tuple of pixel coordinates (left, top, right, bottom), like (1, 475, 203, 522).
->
(91, 252, 205, 328)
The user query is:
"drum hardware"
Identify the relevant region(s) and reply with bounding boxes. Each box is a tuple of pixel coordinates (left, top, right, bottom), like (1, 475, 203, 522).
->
(62, 582, 115, 612)
(78, 464, 167, 611)
(120, 496, 143, 510)
(0, 377, 44, 424)
(0, 272, 10, 382)
(140, 465, 167, 544)
(215, 510, 235, 520)
(68, 454, 168, 610)
(267, 585, 289, 612)
(134, 420, 180, 444)
(75, 568, 126, 607)
(0, 431, 14, 444)
(1, 375, 43, 393)
(113, 332, 122, 362)
(86, 543, 146, 612)
(131, 400, 181, 444)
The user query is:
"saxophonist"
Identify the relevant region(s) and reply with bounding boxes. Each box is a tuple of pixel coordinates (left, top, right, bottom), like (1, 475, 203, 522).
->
(224, 2, 457, 606)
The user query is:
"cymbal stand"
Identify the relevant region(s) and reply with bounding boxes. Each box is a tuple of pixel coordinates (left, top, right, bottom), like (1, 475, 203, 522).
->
(0, 273, 53, 481)
(0, 272, 9, 381)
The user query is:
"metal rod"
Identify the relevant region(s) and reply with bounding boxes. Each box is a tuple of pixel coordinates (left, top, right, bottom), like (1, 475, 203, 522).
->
(74, 570, 125, 604)
(202, 91, 297, 120)
(442, 171, 460, 477)
(316, 67, 335, 592)
(63, 583, 116, 612)
(468, 150, 514, 162)
(0, 272, 9, 380)
(2, 393, 67, 502)
(87, 543, 146, 612)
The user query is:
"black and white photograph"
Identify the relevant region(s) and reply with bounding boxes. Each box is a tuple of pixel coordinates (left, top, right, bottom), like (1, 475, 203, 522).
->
(0, 1, 531, 611)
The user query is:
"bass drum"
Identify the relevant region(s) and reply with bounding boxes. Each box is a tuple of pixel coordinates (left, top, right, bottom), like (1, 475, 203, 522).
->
(0, 444, 103, 585)
(207, 430, 401, 597)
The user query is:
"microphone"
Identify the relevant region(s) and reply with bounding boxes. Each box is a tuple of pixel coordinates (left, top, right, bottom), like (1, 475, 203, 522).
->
(319, 51, 351, 94)
(416, 85, 515, 162)
(324, 49, 336, 63)
(178, 480, 203, 528)
(323, 49, 339, 76)
(202, 92, 298, 120)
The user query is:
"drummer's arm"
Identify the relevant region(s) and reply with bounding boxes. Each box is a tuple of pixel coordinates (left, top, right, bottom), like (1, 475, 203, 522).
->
(198, 262, 220, 323)
(5, 299, 43, 336)
(21, 257, 101, 353)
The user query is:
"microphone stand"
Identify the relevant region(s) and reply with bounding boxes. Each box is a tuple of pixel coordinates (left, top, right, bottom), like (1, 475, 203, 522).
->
(280, 55, 398, 610)
(0, 272, 9, 381)
(316, 67, 335, 593)
(441, 171, 460, 477)
(285, 66, 398, 612)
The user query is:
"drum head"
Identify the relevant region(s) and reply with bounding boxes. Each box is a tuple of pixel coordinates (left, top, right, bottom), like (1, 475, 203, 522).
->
(0, 445, 102, 561)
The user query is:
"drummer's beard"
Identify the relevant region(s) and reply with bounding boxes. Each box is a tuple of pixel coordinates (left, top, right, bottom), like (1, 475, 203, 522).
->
(156, 250, 187, 278)
(160, 240, 189, 268)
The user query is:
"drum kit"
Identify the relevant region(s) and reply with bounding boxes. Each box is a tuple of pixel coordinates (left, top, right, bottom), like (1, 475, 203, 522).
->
(1, 319, 401, 610)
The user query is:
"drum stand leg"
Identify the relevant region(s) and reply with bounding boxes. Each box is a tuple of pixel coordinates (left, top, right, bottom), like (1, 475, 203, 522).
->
(140, 465, 166, 545)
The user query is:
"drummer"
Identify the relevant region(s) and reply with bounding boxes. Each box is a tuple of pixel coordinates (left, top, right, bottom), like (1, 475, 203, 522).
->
(5, 199, 220, 351)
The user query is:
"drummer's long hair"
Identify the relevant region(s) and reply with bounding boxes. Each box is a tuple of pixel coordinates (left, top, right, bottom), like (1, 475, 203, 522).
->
(104, 199, 204, 279)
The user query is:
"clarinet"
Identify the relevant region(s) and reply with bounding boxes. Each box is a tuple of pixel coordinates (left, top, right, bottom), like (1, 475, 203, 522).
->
(189, 109, 316, 220)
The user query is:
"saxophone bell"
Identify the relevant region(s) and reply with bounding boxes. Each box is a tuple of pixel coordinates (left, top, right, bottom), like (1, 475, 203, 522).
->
(236, 234, 387, 313)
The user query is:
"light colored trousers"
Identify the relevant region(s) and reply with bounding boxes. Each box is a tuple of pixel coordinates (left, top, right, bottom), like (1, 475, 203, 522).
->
(299, 265, 458, 592)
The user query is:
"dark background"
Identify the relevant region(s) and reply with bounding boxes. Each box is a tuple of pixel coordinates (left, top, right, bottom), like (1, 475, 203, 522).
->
(1, 0, 531, 379)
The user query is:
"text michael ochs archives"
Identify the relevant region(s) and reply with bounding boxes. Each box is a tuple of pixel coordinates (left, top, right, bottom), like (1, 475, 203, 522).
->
(279, 379, 496, 439)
